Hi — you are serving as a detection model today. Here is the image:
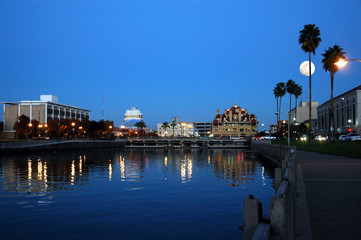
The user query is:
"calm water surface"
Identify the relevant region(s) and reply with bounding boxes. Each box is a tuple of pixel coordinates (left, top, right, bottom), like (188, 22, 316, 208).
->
(0, 149, 274, 240)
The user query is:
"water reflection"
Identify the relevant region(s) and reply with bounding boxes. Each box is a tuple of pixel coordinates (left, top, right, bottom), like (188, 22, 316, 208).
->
(0, 149, 273, 194)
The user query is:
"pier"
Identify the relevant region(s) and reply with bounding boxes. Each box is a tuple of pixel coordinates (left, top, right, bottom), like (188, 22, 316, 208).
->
(126, 137, 249, 149)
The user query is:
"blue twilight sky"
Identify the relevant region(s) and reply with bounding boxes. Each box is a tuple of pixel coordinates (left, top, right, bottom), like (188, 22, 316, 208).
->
(1, 0, 361, 129)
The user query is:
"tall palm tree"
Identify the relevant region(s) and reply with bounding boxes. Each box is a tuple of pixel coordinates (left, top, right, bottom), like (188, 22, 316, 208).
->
(161, 122, 170, 136)
(286, 80, 297, 143)
(294, 84, 303, 123)
(299, 24, 322, 142)
(321, 45, 346, 141)
(274, 82, 286, 138)
(170, 121, 177, 137)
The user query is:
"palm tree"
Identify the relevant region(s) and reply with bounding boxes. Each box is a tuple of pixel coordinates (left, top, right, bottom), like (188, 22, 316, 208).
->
(161, 122, 170, 137)
(170, 121, 177, 137)
(299, 24, 322, 142)
(135, 121, 146, 136)
(294, 84, 303, 123)
(274, 82, 286, 138)
(321, 45, 346, 141)
(286, 80, 297, 143)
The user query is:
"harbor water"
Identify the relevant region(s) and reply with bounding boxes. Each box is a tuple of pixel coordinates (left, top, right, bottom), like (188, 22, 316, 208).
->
(0, 149, 275, 240)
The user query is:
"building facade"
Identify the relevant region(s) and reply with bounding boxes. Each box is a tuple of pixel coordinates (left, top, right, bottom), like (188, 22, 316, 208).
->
(317, 85, 361, 135)
(289, 101, 318, 125)
(157, 118, 194, 137)
(2, 95, 90, 138)
(212, 104, 258, 137)
(192, 122, 212, 137)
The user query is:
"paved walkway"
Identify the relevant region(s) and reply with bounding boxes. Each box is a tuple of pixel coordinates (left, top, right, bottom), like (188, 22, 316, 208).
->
(296, 150, 361, 240)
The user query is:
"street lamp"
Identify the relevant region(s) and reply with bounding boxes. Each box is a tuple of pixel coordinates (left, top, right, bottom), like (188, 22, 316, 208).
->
(28, 122, 34, 138)
(335, 58, 361, 68)
(38, 124, 43, 137)
(71, 122, 76, 138)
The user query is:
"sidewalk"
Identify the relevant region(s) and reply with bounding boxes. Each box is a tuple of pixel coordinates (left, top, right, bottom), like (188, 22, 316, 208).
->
(296, 150, 361, 240)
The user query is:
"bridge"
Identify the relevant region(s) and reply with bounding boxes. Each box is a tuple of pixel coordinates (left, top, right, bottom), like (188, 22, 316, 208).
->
(126, 137, 249, 149)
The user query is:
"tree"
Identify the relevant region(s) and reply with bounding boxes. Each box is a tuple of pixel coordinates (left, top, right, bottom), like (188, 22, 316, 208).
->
(299, 24, 322, 143)
(13, 114, 31, 139)
(321, 45, 346, 141)
(135, 121, 146, 136)
(294, 84, 303, 123)
(161, 122, 170, 137)
(170, 121, 177, 137)
(273, 82, 286, 138)
(286, 79, 297, 142)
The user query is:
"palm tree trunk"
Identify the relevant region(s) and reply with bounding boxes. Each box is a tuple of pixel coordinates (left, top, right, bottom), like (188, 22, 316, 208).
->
(308, 51, 312, 144)
(276, 97, 279, 138)
(279, 97, 282, 139)
(330, 72, 335, 141)
(295, 96, 298, 123)
(288, 93, 291, 145)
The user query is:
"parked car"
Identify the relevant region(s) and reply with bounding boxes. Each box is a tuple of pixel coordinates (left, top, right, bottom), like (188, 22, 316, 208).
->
(339, 135, 347, 141)
(345, 133, 361, 141)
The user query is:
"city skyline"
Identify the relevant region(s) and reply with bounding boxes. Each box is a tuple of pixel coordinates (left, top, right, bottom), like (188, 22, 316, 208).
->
(1, 0, 361, 129)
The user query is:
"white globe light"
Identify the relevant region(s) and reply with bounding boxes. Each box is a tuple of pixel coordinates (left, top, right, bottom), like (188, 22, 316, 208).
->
(300, 61, 315, 76)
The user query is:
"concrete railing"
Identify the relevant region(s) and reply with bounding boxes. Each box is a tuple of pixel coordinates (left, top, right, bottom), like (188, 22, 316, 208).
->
(251, 140, 291, 166)
(243, 144, 296, 240)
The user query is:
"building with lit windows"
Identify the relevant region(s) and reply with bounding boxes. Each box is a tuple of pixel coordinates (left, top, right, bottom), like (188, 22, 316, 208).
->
(157, 117, 194, 137)
(2, 95, 90, 138)
(212, 104, 258, 137)
(317, 85, 361, 135)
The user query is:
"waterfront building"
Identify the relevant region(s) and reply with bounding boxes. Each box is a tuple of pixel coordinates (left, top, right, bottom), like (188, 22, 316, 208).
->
(120, 107, 143, 129)
(2, 95, 90, 139)
(317, 85, 361, 135)
(289, 101, 318, 125)
(212, 104, 258, 137)
(157, 117, 194, 137)
(192, 122, 212, 137)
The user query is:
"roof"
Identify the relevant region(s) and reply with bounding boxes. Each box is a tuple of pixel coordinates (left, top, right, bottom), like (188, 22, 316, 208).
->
(318, 84, 361, 108)
(2, 101, 90, 112)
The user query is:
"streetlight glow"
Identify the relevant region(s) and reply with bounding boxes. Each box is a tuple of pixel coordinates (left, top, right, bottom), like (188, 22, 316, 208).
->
(335, 58, 348, 68)
(335, 58, 361, 68)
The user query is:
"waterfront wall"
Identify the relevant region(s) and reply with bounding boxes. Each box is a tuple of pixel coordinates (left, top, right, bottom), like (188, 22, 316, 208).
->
(0, 139, 127, 153)
(251, 140, 291, 166)
(244, 142, 296, 240)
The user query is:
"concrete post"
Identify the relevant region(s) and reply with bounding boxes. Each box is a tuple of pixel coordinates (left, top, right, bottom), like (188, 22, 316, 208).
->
(271, 197, 286, 239)
(243, 196, 261, 240)
(275, 168, 282, 191)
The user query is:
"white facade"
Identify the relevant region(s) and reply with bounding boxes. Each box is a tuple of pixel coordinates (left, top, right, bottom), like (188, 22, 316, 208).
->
(317, 85, 361, 135)
(157, 122, 194, 137)
(289, 101, 318, 125)
(124, 107, 143, 122)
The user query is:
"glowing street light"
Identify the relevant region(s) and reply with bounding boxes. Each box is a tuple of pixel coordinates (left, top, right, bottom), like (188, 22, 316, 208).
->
(335, 58, 361, 68)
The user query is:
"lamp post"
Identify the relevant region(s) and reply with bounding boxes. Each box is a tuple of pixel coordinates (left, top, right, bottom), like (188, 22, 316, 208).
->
(28, 122, 33, 139)
(38, 124, 43, 137)
(71, 122, 76, 139)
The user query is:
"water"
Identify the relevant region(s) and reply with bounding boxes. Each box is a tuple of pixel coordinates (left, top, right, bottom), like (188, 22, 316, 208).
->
(0, 149, 275, 240)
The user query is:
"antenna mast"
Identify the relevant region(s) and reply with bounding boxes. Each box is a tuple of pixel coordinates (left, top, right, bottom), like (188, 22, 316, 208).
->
(102, 95, 104, 121)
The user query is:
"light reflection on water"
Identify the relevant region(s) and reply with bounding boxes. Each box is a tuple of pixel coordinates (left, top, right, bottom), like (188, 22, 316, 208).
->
(0, 149, 274, 240)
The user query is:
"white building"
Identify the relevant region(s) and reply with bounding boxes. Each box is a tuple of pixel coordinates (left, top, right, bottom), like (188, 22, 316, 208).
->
(317, 85, 361, 135)
(289, 101, 318, 125)
(124, 107, 143, 122)
(157, 118, 194, 137)
(2, 95, 90, 138)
